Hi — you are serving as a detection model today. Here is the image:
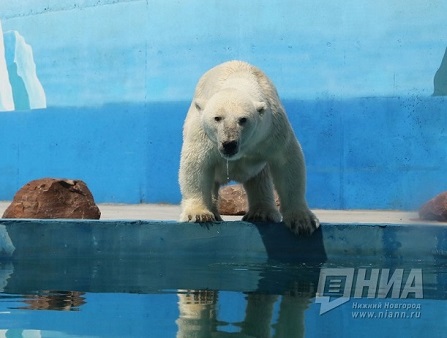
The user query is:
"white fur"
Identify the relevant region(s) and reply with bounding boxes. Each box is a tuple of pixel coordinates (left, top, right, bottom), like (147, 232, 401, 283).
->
(179, 60, 319, 235)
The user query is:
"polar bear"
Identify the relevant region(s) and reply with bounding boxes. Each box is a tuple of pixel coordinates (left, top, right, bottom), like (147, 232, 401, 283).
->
(179, 60, 319, 235)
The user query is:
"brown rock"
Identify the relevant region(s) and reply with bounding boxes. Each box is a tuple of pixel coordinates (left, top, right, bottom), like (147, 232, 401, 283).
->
(2, 178, 101, 219)
(218, 184, 248, 215)
(218, 184, 280, 215)
(419, 192, 447, 221)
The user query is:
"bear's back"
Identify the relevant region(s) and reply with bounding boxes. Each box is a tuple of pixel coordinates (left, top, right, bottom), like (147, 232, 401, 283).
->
(194, 60, 279, 104)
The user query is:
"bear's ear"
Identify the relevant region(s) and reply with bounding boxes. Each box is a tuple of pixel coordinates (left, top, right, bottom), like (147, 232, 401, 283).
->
(254, 101, 267, 115)
(194, 99, 205, 112)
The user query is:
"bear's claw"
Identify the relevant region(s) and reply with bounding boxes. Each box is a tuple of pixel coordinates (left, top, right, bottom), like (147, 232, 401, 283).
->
(242, 208, 282, 223)
(182, 210, 222, 223)
(283, 210, 320, 236)
(186, 213, 214, 222)
(195, 214, 214, 222)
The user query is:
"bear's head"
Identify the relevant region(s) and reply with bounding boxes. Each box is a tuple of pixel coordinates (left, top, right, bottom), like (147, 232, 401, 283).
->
(195, 89, 270, 160)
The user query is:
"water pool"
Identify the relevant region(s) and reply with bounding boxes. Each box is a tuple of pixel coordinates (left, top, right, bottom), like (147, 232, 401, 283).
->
(0, 219, 446, 337)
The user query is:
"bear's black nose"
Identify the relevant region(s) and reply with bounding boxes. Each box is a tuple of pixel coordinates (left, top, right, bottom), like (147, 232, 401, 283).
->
(222, 140, 238, 156)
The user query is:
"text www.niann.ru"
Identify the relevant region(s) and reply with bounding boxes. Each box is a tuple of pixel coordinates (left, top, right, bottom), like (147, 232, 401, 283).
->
(351, 302, 422, 319)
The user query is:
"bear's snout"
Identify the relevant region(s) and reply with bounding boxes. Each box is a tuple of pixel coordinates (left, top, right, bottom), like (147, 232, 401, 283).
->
(221, 140, 239, 157)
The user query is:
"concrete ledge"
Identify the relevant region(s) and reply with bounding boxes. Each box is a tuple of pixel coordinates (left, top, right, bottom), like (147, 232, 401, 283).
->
(0, 218, 446, 295)
(1, 219, 446, 261)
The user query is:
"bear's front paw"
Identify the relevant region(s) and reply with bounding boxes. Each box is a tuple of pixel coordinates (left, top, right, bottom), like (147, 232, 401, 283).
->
(282, 209, 320, 236)
(180, 208, 222, 223)
(242, 207, 281, 223)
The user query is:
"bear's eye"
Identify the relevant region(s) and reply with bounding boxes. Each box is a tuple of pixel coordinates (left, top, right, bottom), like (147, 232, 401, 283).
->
(238, 117, 248, 125)
(214, 116, 222, 122)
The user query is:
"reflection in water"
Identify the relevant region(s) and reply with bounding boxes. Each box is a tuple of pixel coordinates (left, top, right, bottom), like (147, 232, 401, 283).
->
(433, 47, 447, 96)
(176, 290, 218, 337)
(19, 290, 86, 311)
(177, 286, 313, 338)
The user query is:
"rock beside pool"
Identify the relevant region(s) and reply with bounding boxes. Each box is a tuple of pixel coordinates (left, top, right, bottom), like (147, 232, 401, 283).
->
(218, 184, 248, 215)
(2, 178, 101, 219)
(419, 192, 447, 222)
(218, 184, 280, 215)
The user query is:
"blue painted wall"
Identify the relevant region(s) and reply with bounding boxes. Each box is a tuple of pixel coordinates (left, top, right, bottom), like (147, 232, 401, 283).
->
(1, 98, 445, 210)
(0, 1, 446, 209)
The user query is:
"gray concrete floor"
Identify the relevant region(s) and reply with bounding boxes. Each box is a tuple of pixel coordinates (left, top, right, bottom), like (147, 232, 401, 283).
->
(1, 201, 441, 224)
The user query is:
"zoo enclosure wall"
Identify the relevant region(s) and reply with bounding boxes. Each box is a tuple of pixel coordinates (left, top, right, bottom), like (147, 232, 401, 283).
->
(0, 1, 446, 210)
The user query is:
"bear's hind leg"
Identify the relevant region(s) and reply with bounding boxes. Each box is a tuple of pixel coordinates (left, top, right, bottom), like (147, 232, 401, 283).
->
(242, 166, 281, 223)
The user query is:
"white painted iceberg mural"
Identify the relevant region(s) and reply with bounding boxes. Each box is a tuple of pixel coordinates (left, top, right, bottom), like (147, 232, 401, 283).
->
(0, 20, 46, 111)
(0, 22, 14, 111)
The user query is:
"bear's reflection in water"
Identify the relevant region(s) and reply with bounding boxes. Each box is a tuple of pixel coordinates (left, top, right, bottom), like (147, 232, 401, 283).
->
(19, 291, 86, 311)
(176, 286, 313, 338)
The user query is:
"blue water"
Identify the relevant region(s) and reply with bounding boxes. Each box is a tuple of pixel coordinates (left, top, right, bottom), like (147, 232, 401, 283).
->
(1, 260, 447, 338)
